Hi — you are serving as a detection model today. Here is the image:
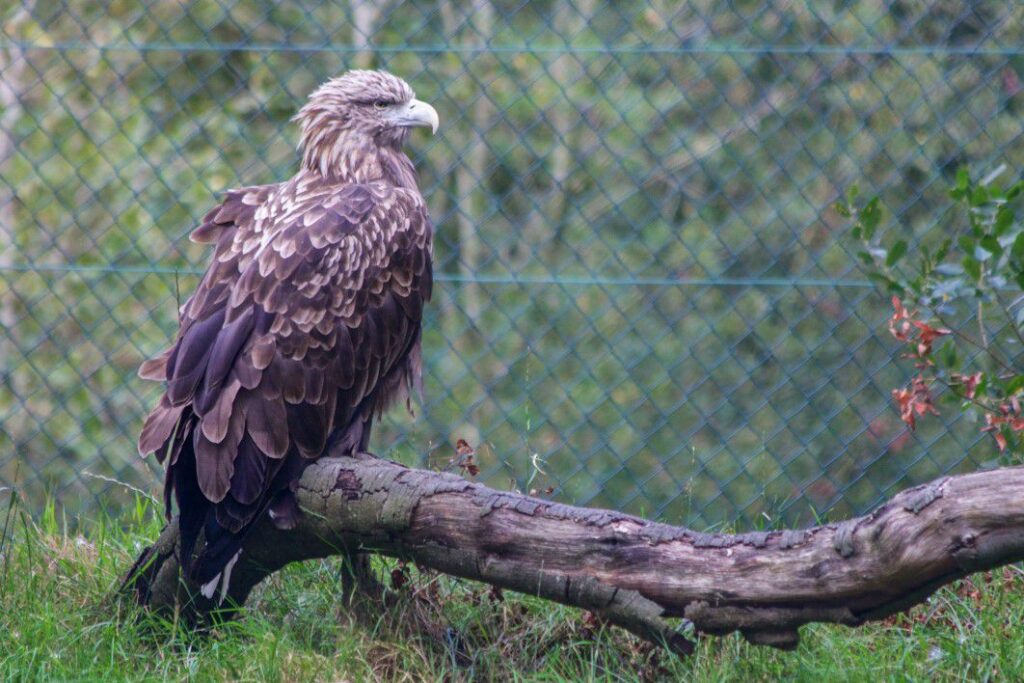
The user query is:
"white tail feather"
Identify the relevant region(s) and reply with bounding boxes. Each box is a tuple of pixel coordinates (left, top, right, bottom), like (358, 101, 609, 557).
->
(198, 549, 242, 604)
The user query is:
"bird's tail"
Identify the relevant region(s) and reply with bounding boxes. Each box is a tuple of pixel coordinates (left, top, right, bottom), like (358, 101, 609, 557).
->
(169, 409, 373, 603)
(166, 428, 260, 603)
(188, 487, 302, 603)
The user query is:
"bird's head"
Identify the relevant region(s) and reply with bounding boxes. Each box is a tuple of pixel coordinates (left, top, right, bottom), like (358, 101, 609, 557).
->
(293, 70, 438, 175)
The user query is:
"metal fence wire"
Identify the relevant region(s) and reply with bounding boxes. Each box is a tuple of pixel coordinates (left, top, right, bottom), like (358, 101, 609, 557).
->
(1, 1, 1020, 527)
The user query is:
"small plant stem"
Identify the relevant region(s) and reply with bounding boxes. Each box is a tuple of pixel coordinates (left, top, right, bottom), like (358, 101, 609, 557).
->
(929, 375, 1000, 416)
(994, 292, 1024, 348)
(977, 301, 989, 351)
(934, 311, 1017, 377)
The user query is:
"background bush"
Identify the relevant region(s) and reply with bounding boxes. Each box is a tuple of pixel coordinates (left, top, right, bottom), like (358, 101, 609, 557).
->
(2, 1, 1023, 526)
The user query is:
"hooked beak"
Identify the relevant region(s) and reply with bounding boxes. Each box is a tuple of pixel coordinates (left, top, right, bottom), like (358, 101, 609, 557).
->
(388, 98, 439, 134)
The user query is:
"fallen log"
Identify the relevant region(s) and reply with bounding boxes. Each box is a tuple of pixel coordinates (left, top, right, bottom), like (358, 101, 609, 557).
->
(123, 452, 1024, 656)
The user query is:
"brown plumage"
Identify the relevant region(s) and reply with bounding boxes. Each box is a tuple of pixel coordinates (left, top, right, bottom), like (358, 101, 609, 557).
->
(137, 71, 438, 599)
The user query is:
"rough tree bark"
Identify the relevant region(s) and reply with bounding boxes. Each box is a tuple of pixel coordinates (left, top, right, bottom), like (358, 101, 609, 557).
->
(122, 449, 1024, 656)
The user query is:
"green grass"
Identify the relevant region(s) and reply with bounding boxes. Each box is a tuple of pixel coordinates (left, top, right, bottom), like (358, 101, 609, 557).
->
(2, 494, 1022, 682)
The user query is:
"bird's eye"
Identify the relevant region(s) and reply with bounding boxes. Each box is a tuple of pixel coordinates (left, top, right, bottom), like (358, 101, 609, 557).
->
(374, 101, 389, 109)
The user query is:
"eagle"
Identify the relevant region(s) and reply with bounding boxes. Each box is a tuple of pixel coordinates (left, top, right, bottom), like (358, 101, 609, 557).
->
(137, 70, 438, 601)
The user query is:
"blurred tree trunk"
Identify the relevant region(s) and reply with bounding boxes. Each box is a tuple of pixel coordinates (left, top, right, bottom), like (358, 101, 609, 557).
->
(350, 0, 388, 69)
(451, 0, 493, 325)
(0, 4, 32, 422)
(523, 0, 594, 263)
(434, 0, 463, 346)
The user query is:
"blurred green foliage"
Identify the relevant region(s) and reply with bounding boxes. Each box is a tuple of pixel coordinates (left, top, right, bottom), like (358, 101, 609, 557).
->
(2, 2, 1023, 526)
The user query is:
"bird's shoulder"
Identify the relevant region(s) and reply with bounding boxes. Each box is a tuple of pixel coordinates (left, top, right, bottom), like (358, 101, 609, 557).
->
(189, 183, 280, 245)
(226, 179, 432, 323)
(191, 178, 429, 249)
(275, 179, 431, 242)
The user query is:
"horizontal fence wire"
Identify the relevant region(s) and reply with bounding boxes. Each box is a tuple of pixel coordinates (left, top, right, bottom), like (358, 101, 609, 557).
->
(0, 262, 876, 288)
(10, 40, 1024, 56)
(1, 1, 1019, 528)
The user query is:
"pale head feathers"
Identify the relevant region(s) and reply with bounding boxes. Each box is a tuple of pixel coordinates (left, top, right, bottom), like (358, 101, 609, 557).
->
(292, 70, 434, 179)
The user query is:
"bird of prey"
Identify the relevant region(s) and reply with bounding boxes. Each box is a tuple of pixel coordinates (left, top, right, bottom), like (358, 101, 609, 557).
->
(137, 70, 438, 601)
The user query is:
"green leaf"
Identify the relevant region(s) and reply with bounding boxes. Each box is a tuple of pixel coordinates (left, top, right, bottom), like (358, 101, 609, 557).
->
(962, 255, 982, 281)
(935, 238, 952, 262)
(994, 207, 1014, 236)
(1004, 375, 1024, 395)
(834, 201, 851, 219)
(957, 166, 970, 186)
(958, 235, 976, 254)
(1011, 232, 1024, 262)
(971, 185, 989, 207)
(950, 166, 971, 199)
(980, 234, 1003, 257)
(860, 197, 881, 240)
(886, 240, 908, 268)
(940, 339, 958, 369)
(867, 272, 903, 294)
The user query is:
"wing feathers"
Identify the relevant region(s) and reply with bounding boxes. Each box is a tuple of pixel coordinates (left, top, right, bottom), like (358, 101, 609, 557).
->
(228, 435, 268, 506)
(141, 178, 433, 567)
(280, 357, 307, 404)
(251, 335, 276, 370)
(235, 356, 262, 389)
(335, 325, 355, 389)
(245, 391, 289, 458)
(287, 399, 334, 458)
(138, 349, 172, 381)
(193, 404, 243, 503)
(166, 307, 227, 405)
(138, 397, 186, 458)
(200, 378, 242, 444)
(195, 308, 254, 414)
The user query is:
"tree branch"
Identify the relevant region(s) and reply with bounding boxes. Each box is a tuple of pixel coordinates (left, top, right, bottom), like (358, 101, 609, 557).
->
(123, 453, 1024, 656)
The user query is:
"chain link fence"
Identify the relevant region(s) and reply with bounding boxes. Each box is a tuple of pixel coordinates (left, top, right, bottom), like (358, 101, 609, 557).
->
(1, 2, 1020, 527)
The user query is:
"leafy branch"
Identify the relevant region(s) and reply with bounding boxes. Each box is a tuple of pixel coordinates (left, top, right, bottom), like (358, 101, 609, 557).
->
(837, 167, 1024, 458)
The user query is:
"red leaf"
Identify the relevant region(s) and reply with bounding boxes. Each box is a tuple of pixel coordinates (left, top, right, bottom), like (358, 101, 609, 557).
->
(390, 564, 409, 590)
(952, 372, 983, 399)
(892, 387, 916, 430)
(453, 438, 480, 476)
(910, 320, 951, 356)
(982, 413, 1010, 452)
(889, 297, 913, 342)
(892, 376, 940, 430)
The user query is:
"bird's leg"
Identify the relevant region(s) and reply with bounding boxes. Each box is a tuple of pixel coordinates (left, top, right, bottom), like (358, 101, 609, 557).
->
(340, 552, 380, 598)
(338, 551, 386, 620)
(357, 414, 374, 452)
(325, 413, 377, 459)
